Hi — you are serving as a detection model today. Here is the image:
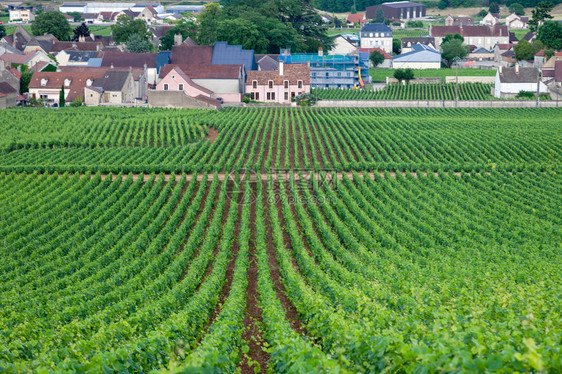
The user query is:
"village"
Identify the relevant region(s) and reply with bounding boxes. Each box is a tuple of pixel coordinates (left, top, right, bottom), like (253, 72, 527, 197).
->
(0, 1, 561, 109)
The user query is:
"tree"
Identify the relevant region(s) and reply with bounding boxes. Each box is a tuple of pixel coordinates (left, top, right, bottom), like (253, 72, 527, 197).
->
(31, 11, 72, 41)
(197, 3, 223, 45)
(394, 68, 414, 83)
(68, 11, 84, 21)
(442, 39, 470, 66)
(0, 25, 5, 39)
(509, 3, 525, 15)
(489, 2, 500, 13)
(536, 20, 562, 50)
(350, 5, 357, 14)
(216, 18, 265, 50)
(111, 15, 151, 44)
(438, 0, 450, 10)
(374, 6, 385, 23)
(393, 38, 401, 54)
(477, 9, 488, 17)
(20, 71, 33, 94)
(159, 18, 197, 50)
(73, 23, 90, 41)
(442, 33, 464, 45)
(369, 50, 385, 67)
(528, 1, 553, 32)
(514, 39, 544, 60)
(59, 85, 65, 107)
(125, 33, 152, 53)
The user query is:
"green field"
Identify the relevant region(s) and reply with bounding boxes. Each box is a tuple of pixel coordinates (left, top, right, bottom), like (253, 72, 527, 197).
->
(370, 68, 497, 82)
(0, 107, 561, 372)
(314, 82, 495, 100)
(88, 25, 113, 36)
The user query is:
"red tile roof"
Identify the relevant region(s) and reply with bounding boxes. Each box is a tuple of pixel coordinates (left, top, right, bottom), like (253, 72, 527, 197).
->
(359, 47, 391, 59)
(431, 25, 508, 37)
(0, 52, 31, 65)
(555, 60, 562, 83)
(171, 45, 213, 65)
(160, 63, 242, 79)
(347, 13, 366, 23)
(29, 71, 107, 101)
(101, 52, 157, 68)
(246, 64, 310, 86)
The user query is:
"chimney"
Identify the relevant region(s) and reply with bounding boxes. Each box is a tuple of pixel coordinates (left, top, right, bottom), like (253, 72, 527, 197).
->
(90, 32, 95, 41)
(174, 33, 182, 46)
(515, 63, 519, 73)
(499, 65, 502, 74)
(318, 47, 323, 57)
(279, 61, 284, 76)
(110, 63, 114, 69)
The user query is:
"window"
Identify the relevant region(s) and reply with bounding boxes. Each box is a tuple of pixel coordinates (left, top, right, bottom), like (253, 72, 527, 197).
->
(375, 32, 379, 37)
(164, 84, 169, 90)
(178, 84, 184, 91)
(297, 80, 303, 89)
(369, 32, 373, 37)
(172, 75, 175, 79)
(252, 80, 258, 89)
(284, 92, 289, 100)
(250, 92, 255, 100)
(284, 80, 289, 89)
(255, 92, 259, 100)
(268, 80, 273, 89)
(337, 72, 341, 77)
(291, 92, 296, 98)
(266, 92, 270, 100)
(271, 92, 275, 100)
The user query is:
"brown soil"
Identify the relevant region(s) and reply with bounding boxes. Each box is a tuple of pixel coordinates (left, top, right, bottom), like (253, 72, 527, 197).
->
(279, 115, 287, 169)
(239, 183, 270, 374)
(261, 182, 305, 334)
(287, 113, 297, 170)
(207, 127, 219, 144)
(259, 118, 274, 174)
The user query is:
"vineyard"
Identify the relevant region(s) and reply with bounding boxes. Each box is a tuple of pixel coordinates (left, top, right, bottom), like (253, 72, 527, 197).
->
(0, 107, 561, 372)
(313, 83, 496, 101)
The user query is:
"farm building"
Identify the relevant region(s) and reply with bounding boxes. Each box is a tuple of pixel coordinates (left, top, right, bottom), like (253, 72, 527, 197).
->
(366, 2, 426, 20)
(494, 65, 548, 98)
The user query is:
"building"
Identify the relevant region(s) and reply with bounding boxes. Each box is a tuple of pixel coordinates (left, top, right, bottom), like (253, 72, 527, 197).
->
(330, 35, 357, 55)
(59, 2, 164, 14)
(431, 25, 509, 50)
(506, 13, 529, 29)
(279, 49, 370, 89)
(0, 81, 18, 109)
(541, 52, 562, 79)
(165, 5, 205, 14)
(392, 43, 441, 69)
(469, 47, 494, 61)
(346, 13, 367, 27)
(137, 6, 159, 23)
(101, 52, 159, 84)
(245, 62, 309, 103)
(445, 16, 474, 26)
(255, 55, 279, 71)
(360, 23, 393, 53)
(57, 51, 103, 66)
(0, 51, 55, 70)
(84, 70, 135, 105)
(480, 12, 500, 26)
(212, 42, 256, 72)
(366, 2, 426, 20)
(494, 65, 548, 98)
(401, 37, 436, 53)
(359, 48, 392, 68)
(28, 70, 107, 105)
(9, 9, 35, 23)
(0, 26, 57, 54)
(494, 44, 515, 63)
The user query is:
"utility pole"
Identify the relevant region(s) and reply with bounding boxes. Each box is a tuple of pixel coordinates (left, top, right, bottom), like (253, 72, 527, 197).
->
(536, 70, 541, 108)
(453, 56, 461, 108)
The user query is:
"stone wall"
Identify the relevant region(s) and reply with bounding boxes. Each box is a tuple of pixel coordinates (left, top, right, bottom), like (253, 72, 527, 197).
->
(444, 76, 496, 84)
(148, 90, 220, 110)
(316, 100, 560, 108)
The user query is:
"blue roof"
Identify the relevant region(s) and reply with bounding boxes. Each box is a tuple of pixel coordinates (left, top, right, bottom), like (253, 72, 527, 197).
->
(212, 42, 256, 71)
(87, 58, 103, 67)
(361, 23, 392, 33)
(392, 43, 441, 62)
(156, 51, 171, 73)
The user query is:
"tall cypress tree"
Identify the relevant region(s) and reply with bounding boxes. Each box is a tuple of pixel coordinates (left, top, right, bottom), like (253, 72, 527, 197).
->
(59, 85, 65, 107)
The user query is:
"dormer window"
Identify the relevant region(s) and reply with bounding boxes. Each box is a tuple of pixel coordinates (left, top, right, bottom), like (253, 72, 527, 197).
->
(64, 79, 71, 87)
(40, 78, 47, 86)
(268, 80, 273, 89)
(284, 80, 289, 89)
(297, 80, 303, 89)
(252, 80, 257, 89)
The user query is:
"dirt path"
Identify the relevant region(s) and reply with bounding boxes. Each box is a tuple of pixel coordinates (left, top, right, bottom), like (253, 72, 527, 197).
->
(207, 128, 220, 144)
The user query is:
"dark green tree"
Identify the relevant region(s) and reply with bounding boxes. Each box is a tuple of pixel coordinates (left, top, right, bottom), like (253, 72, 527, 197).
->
(68, 11, 84, 21)
(514, 39, 544, 60)
(393, 38, 401, 54)
(528, 1, 553, 32)
(489, 2, 500, 13)
(369, 50, 385, 67)
(73, 23, 90, 41)
(216, 18, 266, 50)
(0, 25, 6, 39)
(477, 9, 488, 17)
(509, 3, 525, 15)
(159, 18, 197, 50)
(111, 15, 151, 44)
(537, 20, 562, 50)
(442, 39, 470, 66)
(197, 3, 223, 45)
(394, 68, 414, 82)
(438, 0, 450, 10)
(442, 33, 464, 45)
(125, 33, 152, 53)
(31, 11, 72, 41)
(20, 71, 33, 94)
(350, 5, 357, 14)
(59, 85, 65, 107)
(374, 7, 385, 23)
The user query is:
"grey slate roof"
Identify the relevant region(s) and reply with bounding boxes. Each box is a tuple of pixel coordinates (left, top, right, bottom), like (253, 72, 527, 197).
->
(68, 51, 100, 62)
(499, 67, 539, 83)
(255, 54, 279, 71)
(361, 23, 393, 34)
(382, 1, 424, 8)
(212, 42, 256, 71)
(92, 70, 130, 92)
(392, 43, 441, 63)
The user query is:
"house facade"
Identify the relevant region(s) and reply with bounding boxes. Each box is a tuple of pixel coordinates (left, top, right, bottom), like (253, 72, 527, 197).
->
(431, 25, 509, 50)
(346, 13, 367, 27)
(494, 65, 548, 98)
(506, 13, 529, 29)
(29, 71, 106, 105)
(0, 82, 18, 109)
(330, 35, 357, 55)
(156, 65, 213, 98)
(245, 63, 310, 104)
(480, 12, 500, 25)
(9, 10, 35, 22)
(445, 16, 473, 26)
(84, 70, 135, 105)
(360, 23, 393, 53)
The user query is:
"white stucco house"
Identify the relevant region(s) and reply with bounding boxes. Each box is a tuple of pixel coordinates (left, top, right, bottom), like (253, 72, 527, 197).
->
(329, 35, 357, 55)
(360, 23, 393, 54)
(494, 65, 548, 98)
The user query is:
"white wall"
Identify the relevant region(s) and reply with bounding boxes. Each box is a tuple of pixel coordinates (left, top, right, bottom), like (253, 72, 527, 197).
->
(392, 61, 440, 69)
(192, 79, 241, 94)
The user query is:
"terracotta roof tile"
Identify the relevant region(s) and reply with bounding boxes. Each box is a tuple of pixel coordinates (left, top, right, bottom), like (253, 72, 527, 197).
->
(29, 70, 107, 101)
(101, 52, 157, 68)
(247, 64, 310, 86)
(170, 45, 213, 65)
